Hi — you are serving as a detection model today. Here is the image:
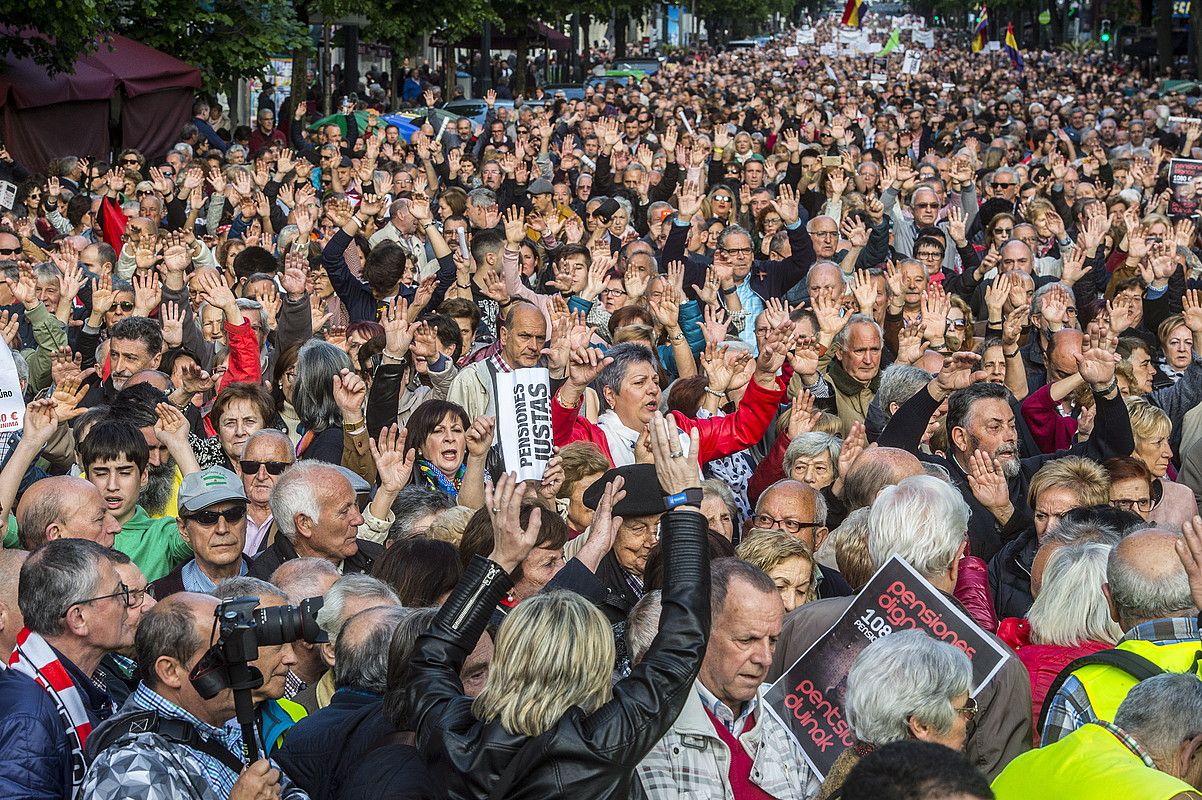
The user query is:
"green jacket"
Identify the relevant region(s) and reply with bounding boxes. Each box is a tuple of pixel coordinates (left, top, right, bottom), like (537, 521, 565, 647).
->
(114, 506, 192, 582)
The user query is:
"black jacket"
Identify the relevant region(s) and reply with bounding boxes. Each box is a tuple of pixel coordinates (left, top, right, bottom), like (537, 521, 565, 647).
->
(275, 689, 433, 800)
(989, 526, 1038, 620)
(878, 384, 1135, 562)
(403, 509, 711, 800)
(249, 536, 382, 581)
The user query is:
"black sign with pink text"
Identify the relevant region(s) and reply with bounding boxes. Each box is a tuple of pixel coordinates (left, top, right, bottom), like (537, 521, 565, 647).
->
(764, 556, 1008, 778)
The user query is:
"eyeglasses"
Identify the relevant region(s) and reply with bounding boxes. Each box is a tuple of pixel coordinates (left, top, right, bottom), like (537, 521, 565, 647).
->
(1111, 497, 1156, 512)
(946, 319, 968, 329)
(991, 182, 1017, 188)
(751, 513, 817, 535)
(61, 582, 138, 617)
(240, 459, 291, 476)
(712, 195, 732, 203)
(113, 301, 136, 312)
(913, 202, 941, 210)
(720, 247, 753, 257)
(994, 227, 1014, 236)
(183, 505, 248, 526)
(955, 696, 978, 721)
(812, 230, 839, 238)
(121, 158, 140, 165)
(602, 287, 627, 296)
(0, 247, 20, 256)
(916, 250, 944, 259)
(136, 189, 155, 197)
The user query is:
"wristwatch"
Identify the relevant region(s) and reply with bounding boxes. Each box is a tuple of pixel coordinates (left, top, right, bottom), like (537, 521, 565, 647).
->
(664, 488, 704, 510)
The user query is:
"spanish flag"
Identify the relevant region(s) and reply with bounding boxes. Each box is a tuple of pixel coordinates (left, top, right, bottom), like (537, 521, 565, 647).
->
(1003, 22, 1023, 72)
(971, 6, 988, 52)
(841, 0, 864, 28)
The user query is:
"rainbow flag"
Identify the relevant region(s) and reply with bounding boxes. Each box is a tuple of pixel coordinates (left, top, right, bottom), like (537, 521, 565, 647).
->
(971, 6, 988, 52)
(841, 0, 864, 28)
(1003, 22, 1023, 72)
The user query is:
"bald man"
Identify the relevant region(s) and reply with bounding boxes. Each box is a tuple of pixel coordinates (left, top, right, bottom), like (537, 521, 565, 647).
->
(0, 548, 27, 656)
(841, 446, 924, 511)
(1041, 529, 1201, 745)
(15, 476, 122, 550)
(751, 480, 852, 599)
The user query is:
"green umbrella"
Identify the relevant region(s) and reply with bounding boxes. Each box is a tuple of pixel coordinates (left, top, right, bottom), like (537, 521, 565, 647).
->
(307, 110, 374, 135)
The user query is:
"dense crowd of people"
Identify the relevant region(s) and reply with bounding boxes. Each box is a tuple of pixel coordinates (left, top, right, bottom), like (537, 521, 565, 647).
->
(3, 13, 1202, 799)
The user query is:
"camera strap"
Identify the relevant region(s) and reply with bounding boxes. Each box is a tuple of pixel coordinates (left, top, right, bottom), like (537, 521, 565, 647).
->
(87, 709, 247, 776)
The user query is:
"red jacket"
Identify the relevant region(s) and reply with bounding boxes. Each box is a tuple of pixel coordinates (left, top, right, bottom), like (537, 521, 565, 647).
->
(551, 374, 786, 467)
(202, 319, 264, 437)
(1020, 383, 1078, 454)
(997, 617, 1111, 745)
(954, 554, 998, 634)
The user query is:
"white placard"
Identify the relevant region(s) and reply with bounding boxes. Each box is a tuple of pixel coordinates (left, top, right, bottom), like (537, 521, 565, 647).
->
(0, 341, 23, 433)
(0, 181, 15, 211)
(785, 45, 800, 57)
(902, 51, 923, 75)
(913, 29, 934, 47)
(800, 29, 816, 44)
(985, 40, 1001, 51)
(819, 43, 837, 56)
(495, 368, 552, 481)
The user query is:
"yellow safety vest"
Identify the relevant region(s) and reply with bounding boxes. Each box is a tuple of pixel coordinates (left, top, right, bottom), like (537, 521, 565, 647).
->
(1075, 639, 1202, 727)
(993, 723, 1193, 800)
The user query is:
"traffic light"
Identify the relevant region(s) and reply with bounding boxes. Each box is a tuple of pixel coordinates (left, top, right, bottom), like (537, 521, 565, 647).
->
(1100, 18, 1112, 43)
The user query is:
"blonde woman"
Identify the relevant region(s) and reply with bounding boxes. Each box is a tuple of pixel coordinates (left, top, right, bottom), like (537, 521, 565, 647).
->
(736, 529, 819, 611)
(404, 417, 711, 799)
(1126, 396, 1199, 528)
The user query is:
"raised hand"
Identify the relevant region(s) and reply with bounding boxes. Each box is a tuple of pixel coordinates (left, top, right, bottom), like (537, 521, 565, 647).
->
(332, 369, 367, 421)
(370, 424, 417, 492)
(851, 270, 878, 314)
(966, 449, 1013, 516)
(566, 344, 610, 389)
(932, 352, 987, 399)
(484, 471, 541, 573)
(160, 302, 185, 347)
(648, 412, 701, 495)
(1075, 323, 1120, 391)
(50, 371, 92, 423)
(465, 415, 496, 459)
(754, 323, 797, 382)
(503, 205, 526, 245)
(698, 303, 729, 345)
(176, 361, 215, 395)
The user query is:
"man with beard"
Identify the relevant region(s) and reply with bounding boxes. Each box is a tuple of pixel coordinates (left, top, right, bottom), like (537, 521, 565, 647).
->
(110, 381, 202, 519)
(80, 419, 194, 582)
(877, 336, 1135, 562)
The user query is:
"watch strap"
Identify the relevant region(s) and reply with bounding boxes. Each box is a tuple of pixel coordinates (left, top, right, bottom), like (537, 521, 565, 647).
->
(664, 487, 704, 510)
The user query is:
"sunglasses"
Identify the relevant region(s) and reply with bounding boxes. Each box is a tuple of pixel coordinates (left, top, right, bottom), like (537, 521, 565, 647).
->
(121, 158, 140, 165)
(712, 195, 733, 203)
(914, 202, 941, 209)
(991, 182, 1016, 188)
(137, 189, 155, 197)
(184, 505, 248, 525)
(113, 302, 136, 312)
(0, 247, 19, 256)
(240, 459, 291, 475)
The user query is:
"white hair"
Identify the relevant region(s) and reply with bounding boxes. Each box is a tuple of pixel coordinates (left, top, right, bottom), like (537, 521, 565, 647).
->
(845, 630, 973, 746)
(1116, 674, 1202, 763)
(867, 475, 967, 579)
(1028, 541, 1122, 647)
(269, 461, 339, 541)
(315, 573, 401, 644)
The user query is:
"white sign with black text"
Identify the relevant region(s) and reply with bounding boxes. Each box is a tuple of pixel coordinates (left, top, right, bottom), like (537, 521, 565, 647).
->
(495, 368, 553, 481)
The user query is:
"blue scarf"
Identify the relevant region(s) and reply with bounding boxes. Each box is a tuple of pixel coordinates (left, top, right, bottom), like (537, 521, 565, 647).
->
(416, 458, 466, 499)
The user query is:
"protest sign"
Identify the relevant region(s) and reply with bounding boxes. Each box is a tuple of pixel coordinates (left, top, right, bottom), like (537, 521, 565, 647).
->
(913, 29, 934, 47)
(902, 51, 922, 75)
(1168, 158, 1202, 217)
(800, 29, 816, 44)
(0, 341, 23, 433)
(819, 43, 837, 56)
(785, 45, 800, 57)
(0, 181, 15, 211)
(765, 555, 1009, 779)
(494, 367, 553, 481)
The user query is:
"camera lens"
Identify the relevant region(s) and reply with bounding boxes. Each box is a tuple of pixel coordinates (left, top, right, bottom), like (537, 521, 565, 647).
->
(253, 597, 327, 646)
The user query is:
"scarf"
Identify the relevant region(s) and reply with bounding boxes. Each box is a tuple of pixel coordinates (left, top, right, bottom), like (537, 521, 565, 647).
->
(10, 628, 94, 796)
(596, 410, 692, 467)
(417, 458, 466, 499)
(826, 356, 881, 398)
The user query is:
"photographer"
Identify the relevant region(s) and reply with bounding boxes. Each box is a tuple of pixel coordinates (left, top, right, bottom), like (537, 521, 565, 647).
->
(81, 592, 307, 800)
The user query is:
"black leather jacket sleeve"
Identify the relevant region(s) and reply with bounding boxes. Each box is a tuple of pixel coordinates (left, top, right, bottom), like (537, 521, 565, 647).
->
(578, 508, 711, 765)
(405, 556, 514, 735)
(366, 362, 405, 440)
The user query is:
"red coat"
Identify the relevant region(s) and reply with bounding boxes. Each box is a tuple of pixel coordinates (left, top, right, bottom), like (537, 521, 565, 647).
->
(551, 375, 786, 467)
(202, 319, 265, 437)
(955, 554, 998, 633)
(997, 617, 1111, 745)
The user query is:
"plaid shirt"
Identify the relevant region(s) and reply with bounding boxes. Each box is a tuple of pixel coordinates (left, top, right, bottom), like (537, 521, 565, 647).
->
(634, 680, 818, 800)
(1041, 617, 1200, 746)
(1093, 720, 1159, 769)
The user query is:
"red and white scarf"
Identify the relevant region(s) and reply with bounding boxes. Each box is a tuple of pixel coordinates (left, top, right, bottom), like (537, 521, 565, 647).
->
(10, 627, 94, 796)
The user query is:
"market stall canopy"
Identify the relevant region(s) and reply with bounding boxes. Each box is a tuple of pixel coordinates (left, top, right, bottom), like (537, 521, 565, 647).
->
(0, 33, 202, 169)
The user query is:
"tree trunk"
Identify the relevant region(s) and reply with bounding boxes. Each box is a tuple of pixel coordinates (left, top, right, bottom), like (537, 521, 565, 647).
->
(291, 47, 309, 114)
(615, 11, 629, 56)
(514, 17, 530, 97)
(1157, 0, 1174, 72)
